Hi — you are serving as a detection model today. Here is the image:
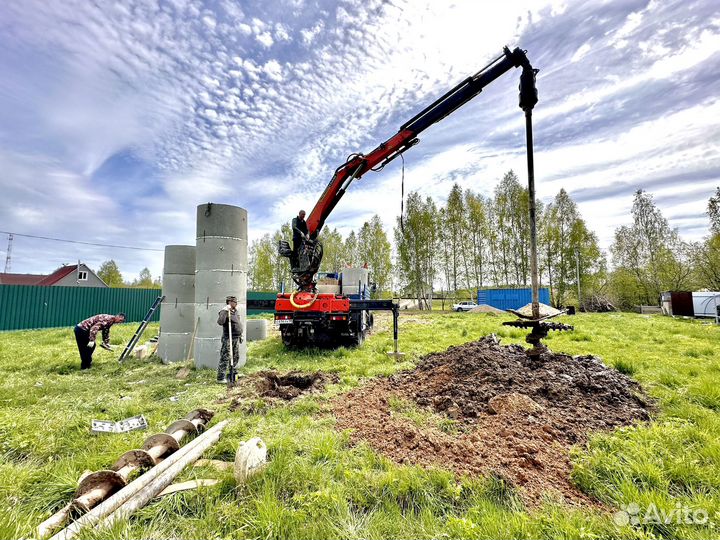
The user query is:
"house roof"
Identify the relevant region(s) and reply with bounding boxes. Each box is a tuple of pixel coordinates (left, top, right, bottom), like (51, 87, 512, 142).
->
(0, 264, 90, 286)
(0, 273, 46, 285)
(35, 265, 79, 286)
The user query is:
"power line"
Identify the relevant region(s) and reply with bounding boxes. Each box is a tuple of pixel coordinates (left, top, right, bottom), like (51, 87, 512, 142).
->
(0, 230, 164, 252)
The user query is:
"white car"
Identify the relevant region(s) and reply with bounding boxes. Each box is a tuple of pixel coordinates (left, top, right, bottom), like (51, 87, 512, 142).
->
(452, 301, 478, 312)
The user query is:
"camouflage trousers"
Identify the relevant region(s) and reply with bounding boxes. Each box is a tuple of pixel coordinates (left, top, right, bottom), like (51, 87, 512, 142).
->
(218, 335, 240, 381)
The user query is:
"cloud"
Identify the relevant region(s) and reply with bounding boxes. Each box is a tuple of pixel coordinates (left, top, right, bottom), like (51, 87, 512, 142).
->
(0, 0, 717, 279)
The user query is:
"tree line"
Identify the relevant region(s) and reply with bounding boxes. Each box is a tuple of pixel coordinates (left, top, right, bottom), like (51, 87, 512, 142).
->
(101, 175, 720, 309)
(395, 172, 720, 309)
(610, 187, 720, 307)
(96, 261, 161, 289)
(394, 171, 603, 308)
(251, 170, 719, 310)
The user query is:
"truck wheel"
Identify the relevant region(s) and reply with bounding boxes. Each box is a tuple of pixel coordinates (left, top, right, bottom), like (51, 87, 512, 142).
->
(281, 327, 296, 348)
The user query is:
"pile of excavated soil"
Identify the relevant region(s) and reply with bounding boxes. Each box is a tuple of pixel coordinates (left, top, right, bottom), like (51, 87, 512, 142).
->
(516, 302, 562, 318)
(333, 336, 652, 506)
(468, 304, 506, 314)
(221, 370, 338, 411)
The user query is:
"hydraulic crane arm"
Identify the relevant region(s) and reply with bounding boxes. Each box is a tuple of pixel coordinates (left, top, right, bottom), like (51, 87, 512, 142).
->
(305, 46, 537, 237)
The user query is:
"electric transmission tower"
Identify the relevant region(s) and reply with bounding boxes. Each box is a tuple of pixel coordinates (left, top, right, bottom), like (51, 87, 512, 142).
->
(4, 234, 12, 272)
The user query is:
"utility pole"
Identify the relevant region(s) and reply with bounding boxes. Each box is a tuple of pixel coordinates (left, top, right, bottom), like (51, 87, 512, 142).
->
(575, 248, 581, 309)
(4, 234, 12, 272)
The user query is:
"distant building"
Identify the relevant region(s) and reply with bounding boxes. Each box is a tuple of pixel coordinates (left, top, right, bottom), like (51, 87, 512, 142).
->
(0, 263, 108, 288)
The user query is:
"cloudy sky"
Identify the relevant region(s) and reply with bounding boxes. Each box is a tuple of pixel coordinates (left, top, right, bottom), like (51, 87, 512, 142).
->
(1, 0, 718, 281)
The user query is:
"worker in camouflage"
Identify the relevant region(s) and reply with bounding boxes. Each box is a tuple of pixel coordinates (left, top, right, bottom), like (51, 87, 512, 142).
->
(75, 312, 125, 369)
(217, 295, 243, 383)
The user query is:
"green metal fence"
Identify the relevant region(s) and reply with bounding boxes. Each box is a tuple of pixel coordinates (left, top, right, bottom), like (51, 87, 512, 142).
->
(247, 291, 277, 315)
(0, 285, 163, 331)
(0, 285, 278, 331)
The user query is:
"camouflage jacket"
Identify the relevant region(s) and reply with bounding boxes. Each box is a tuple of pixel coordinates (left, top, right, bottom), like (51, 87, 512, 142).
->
(78, 314, 116, 344)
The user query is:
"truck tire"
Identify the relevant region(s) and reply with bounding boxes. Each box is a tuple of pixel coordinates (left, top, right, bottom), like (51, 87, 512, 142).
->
(280, 326, 296, 348)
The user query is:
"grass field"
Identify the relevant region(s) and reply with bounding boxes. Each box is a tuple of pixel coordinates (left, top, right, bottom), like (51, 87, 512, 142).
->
(1, 312, 719, 539)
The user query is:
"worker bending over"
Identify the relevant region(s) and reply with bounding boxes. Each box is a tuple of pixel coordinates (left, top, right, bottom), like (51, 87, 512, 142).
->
(74, 312, 125, 369)
(217, 295, 243, 384)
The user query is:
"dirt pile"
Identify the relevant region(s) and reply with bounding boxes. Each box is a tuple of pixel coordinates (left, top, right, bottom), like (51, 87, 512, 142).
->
(468, 304, 506, 314)
(582, 295, 617, 312)
(515, 302, 562, 318)
(333, 335, 652, 506)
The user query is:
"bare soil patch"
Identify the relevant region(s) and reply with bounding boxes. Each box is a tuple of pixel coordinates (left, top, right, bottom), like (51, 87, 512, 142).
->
(222, 370, 339, 411)
(255, 370, 337, 400)
(333, 335, 652, 506)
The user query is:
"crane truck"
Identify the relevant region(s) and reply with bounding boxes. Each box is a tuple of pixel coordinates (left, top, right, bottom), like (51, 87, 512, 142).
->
(274, 46, 538, 348)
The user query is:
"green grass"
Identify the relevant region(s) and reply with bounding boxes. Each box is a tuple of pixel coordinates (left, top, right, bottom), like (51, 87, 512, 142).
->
(0, 313, 719, 538)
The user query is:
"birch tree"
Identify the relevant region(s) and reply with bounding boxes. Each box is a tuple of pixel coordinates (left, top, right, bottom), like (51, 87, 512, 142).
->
(611, 190, 692, 304)
(358, 215, 393, 295)
(394, 192, 438, 309)
(248, 235, 276, 290)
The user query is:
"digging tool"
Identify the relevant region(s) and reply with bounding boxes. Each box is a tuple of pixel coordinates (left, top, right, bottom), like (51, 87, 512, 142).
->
(227, 309, 236, 390)
(503, 49, 572, 355)
(503, 307, 574, 357)
(47, 419, 227, 540)
(37, 409, 213, 539)
(185, 317, 200, 363)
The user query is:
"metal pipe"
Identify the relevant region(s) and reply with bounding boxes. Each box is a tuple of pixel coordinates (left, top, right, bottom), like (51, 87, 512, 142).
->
(48, 420, 228, 540)
(525, 108, 540, 321)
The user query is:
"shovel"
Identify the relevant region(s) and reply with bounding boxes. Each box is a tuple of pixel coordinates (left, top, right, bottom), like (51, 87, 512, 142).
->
(227, 311, 237, 390)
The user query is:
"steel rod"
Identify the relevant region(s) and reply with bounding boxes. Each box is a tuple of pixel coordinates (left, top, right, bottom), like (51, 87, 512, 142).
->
(525, 109, 540, 320)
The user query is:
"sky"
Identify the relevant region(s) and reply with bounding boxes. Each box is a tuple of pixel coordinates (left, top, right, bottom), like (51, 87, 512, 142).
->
(0, 0, 718, 282)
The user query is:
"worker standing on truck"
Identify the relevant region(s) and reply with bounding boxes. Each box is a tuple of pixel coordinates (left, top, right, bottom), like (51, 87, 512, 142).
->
(217, 295, 243, 384)
(292, 209, 309, 256)
(74, 313, 126, 369)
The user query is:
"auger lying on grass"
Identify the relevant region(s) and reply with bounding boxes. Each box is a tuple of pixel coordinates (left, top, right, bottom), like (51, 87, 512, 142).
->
(36, 408, 214, 539)
(48, 420, 230, 540)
